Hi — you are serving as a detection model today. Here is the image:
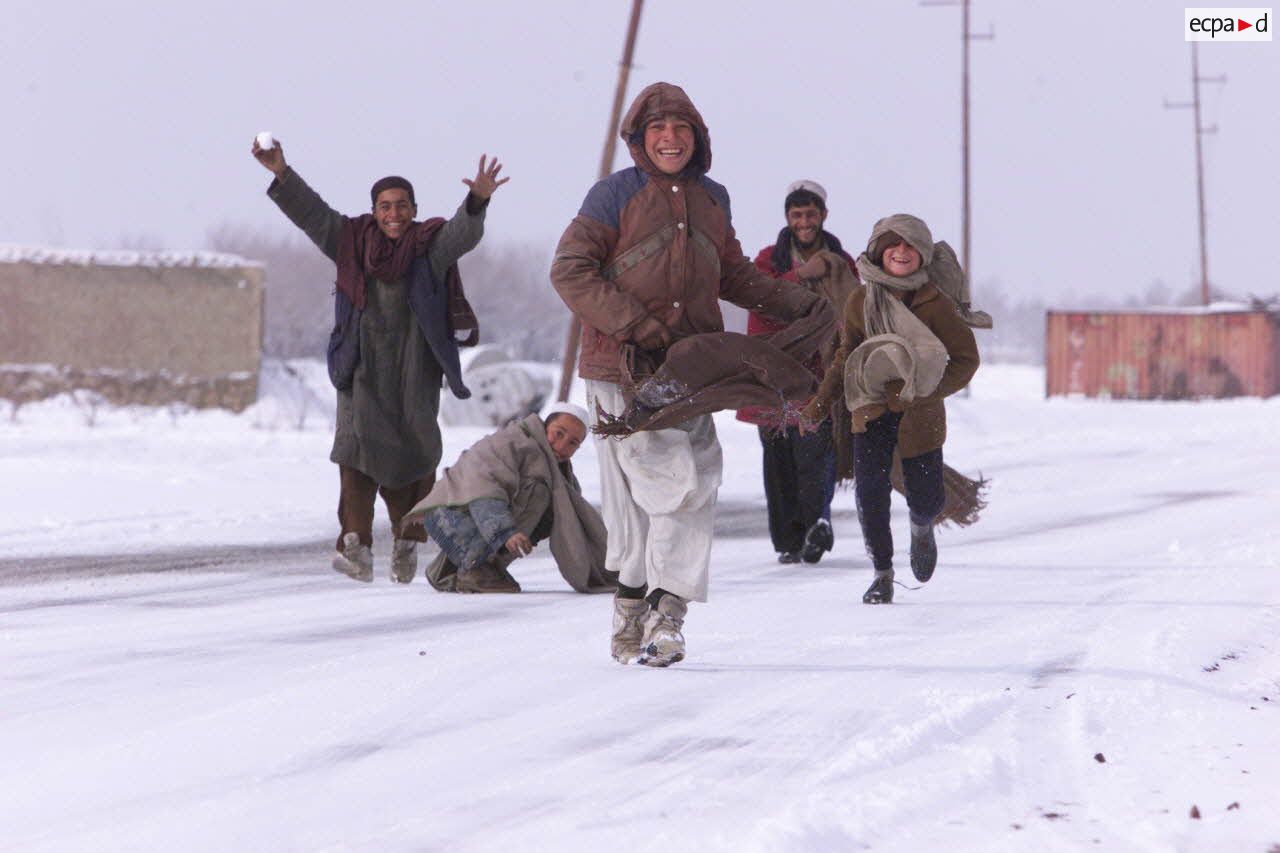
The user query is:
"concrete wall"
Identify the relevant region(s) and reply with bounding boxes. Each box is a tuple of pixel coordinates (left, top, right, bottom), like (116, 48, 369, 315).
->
(0, 251, 265, 411)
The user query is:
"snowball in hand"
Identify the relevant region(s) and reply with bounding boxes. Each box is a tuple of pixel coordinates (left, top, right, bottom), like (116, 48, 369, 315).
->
(255, 131, 276, 150)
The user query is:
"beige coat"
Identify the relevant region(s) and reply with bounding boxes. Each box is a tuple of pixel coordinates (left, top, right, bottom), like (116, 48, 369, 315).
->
(405, 414, 613, 593)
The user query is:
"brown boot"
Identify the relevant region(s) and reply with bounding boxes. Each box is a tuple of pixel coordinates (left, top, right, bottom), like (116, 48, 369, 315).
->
(455, 558, 522, 594)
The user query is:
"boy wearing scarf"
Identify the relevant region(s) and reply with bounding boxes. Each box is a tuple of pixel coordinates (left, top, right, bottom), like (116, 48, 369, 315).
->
(252, 138, 508, 584)
(805, 214, 979, 604)
(404, 404, 615, 595)
(736, 180, 857, 565)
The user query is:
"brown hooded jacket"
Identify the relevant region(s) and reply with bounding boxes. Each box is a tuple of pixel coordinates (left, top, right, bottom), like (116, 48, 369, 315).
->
(550, 82, 823, 384)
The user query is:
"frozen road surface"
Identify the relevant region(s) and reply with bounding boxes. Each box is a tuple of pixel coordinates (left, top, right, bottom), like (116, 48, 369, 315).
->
(2, 364, 1277, 852)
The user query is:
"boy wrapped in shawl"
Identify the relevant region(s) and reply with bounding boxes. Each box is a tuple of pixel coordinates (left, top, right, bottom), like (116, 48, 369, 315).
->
(806, 214, 981, 604)
(404, 409, 615, 594)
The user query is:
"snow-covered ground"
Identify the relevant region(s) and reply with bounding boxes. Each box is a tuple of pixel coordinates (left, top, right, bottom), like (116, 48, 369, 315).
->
(2, 363, 1277, 852)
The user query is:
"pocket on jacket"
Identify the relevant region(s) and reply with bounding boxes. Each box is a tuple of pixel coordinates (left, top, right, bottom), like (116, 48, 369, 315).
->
(602, 224, 676, 283)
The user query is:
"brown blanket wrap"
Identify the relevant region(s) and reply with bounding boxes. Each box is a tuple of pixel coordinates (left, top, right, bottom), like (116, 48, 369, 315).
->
(594, 294, 836, 435)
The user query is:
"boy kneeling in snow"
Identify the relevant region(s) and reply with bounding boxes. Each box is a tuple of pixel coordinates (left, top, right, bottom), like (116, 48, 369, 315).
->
(404, 405, 616, 594)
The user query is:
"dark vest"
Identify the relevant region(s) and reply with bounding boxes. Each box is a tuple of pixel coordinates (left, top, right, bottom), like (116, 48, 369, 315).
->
(327, 257, 472, 399)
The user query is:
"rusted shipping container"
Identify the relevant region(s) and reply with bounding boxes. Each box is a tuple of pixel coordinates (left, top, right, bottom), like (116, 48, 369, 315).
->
(1045, 306, 1280, 399)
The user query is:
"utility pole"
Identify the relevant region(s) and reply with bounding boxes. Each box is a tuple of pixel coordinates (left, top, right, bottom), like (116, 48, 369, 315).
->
(921, 0, 992, 296)
(1164, 42, 1225, 306)
(556, 0, 644, 402)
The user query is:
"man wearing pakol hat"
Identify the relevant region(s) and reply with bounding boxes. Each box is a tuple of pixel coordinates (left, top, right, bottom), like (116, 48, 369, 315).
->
(551, 82, 834, 667)
(804, 214, 980, 604)
(403, 404, 615, 594)
(251, 137, 509, 585)
(736, 179, 857, 565)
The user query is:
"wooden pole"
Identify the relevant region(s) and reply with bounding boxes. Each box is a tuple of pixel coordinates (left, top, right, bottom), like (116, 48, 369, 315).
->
(1191, 42, 1210, 306)
(961, 0, 972, 286)
(922, 0, 990, 306)
(556, 0, 644, 402)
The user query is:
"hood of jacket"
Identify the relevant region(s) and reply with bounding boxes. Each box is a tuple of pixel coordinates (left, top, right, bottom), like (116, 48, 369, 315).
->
(620, 81, 712, 178)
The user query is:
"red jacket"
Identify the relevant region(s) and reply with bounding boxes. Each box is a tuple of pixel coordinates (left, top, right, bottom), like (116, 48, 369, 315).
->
(736, 239, 855, 426)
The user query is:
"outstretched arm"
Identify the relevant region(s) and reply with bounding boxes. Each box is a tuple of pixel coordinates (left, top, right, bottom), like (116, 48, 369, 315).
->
(428, 154, 508, 280)
(461, 154, 509, 201)
(253, 136, 344, 261)
(720, 218, 827, 325)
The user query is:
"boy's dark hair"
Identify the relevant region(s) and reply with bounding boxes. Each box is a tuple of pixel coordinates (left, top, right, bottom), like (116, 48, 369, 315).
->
(370, 175, 416, 209)
(784, 188, 826, 213)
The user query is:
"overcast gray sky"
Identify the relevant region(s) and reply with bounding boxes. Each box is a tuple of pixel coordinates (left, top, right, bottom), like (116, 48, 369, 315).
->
(3, 0, 1276, 306)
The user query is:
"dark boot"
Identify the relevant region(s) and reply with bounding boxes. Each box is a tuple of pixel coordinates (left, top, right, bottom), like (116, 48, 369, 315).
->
(778, 550, 802, 564)
(863, 569, 894, 604)
(455, 558, 521, 593)
(801, 519, 834, 564)
(425, 552, 458, 591)
(909, 521, 937, 583)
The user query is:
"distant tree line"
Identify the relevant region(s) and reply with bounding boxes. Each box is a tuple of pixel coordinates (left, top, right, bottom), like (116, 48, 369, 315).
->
(207, 226, 570, 362)
(205, 224, 1253, 367)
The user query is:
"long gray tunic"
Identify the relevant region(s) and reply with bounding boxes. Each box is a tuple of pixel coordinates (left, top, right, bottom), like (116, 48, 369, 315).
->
(268, 168, 485, 486)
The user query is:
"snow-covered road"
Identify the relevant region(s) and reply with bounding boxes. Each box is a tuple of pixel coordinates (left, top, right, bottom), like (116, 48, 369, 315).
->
(2, 365, 1277, 851)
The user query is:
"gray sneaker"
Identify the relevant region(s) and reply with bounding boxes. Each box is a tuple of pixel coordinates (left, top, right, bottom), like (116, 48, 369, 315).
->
(332, 532, 373, 583)
(390, 538, 418, 584)
(611, 597, 650, 664)
(637, 594, 687, 667)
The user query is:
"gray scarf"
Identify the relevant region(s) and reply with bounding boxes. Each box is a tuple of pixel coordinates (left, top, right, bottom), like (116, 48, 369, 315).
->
(855, 213, 936, 338)
(844, 214, 949, 412)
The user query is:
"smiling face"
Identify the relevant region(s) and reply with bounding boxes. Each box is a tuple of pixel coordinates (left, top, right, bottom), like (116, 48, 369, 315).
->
(880, 236, 923, 277)
(373, 188, 416, 240)
(786, 203, 826, 250)
(643, 115, 696, 176)
(545, 414, 588, 462)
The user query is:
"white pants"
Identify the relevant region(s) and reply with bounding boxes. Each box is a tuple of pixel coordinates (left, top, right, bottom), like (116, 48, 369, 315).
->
(586, 380, 723, 603)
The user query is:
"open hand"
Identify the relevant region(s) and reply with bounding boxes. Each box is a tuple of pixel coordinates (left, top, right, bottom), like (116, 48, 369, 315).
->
(462, 154, 509, 199)
(505, 532, 534, 558)
(251, 137, 287, 177)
